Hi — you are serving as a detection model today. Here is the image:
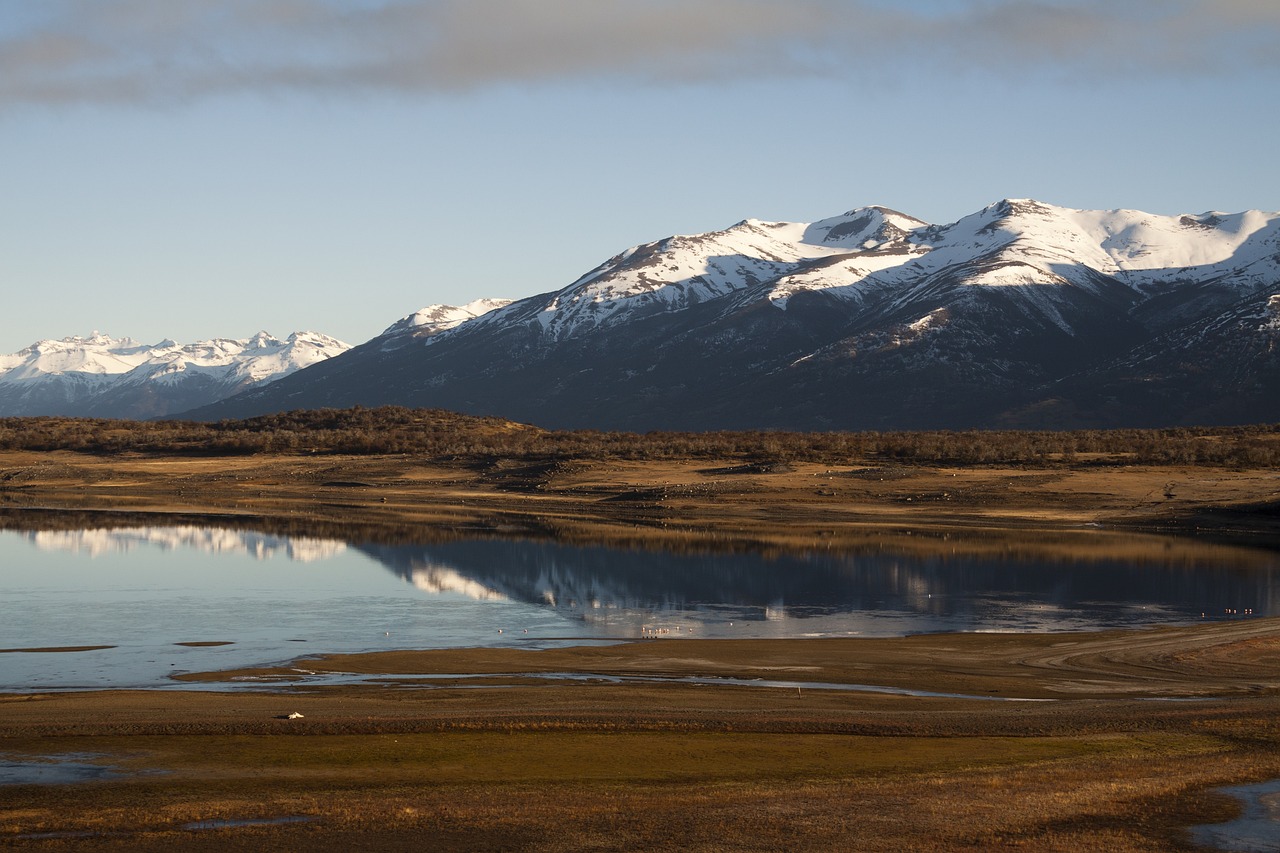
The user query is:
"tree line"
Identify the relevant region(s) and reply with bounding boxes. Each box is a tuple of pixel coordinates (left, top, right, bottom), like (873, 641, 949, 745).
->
(0, 406, 1277, 468)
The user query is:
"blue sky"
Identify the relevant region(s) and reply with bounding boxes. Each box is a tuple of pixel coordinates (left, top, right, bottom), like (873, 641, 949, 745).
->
(2, 0, 1278, 354)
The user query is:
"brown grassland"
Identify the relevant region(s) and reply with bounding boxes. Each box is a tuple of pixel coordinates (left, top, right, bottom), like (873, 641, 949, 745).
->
(2, 409, 1280, 850)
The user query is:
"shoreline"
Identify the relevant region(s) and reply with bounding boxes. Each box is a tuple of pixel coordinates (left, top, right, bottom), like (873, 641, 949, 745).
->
(3, 614, 1275, 700)
(149, 616, 1280, 702)
(4, 622, 1280, 850)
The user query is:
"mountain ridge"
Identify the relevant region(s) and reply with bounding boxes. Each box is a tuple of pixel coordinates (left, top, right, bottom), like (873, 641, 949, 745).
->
(0, 330, 351, 419)
(185, 198, 1276, 430)
(85, 198, 1280, 429)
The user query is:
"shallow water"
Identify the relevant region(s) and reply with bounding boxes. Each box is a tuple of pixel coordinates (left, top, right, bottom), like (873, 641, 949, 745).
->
(1, 524, 1277, 690)
(0, 753, 119, 786)
(239, 668, 1054, 701)
(182, 816, 318, 831)
(1192, 779, 1280, 852)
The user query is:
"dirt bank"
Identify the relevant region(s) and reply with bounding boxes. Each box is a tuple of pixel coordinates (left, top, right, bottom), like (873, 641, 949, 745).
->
(1, 450, 1278, 553)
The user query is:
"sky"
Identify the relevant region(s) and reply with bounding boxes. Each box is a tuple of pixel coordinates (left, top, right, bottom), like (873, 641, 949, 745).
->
(2, 0, 1279, 354)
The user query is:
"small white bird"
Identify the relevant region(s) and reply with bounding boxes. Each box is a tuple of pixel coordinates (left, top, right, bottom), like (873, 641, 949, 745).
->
(287, 712, 304, 720)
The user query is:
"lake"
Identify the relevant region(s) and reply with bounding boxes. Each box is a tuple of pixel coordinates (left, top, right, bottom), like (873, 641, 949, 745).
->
(1, 522, 1277, 691)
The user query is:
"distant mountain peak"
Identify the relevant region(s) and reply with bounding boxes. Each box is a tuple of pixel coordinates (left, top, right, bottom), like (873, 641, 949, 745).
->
(0, 330, 351, 418)
(247, 330, 278, 348)
(380, 298, 514, 345)
(807, 206, 925, 249)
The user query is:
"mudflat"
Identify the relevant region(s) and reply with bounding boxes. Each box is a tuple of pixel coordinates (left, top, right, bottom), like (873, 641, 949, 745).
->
(4, 621, 1280, 850)
(2, 446, 1280, 849)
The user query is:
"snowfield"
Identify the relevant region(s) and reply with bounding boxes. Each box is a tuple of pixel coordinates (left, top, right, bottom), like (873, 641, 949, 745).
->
(423, 199, 1280, 344)
(0, 331, 351, 417)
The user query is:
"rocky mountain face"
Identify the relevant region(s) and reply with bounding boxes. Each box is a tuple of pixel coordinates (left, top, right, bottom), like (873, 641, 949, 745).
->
(192, 199, 1280, 429)
(0, 331, 351, 419)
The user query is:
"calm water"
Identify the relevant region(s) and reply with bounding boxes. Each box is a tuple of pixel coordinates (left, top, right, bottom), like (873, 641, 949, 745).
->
(1, 524, 1278, 690)
(1193, 780, 1280, 852)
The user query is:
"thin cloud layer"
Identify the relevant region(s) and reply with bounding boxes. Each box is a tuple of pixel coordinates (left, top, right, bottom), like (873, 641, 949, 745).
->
(1, 0, 1277, 107)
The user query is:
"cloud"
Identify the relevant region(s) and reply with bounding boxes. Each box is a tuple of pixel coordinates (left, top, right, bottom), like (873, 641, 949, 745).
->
(0, 0, 1277, 108)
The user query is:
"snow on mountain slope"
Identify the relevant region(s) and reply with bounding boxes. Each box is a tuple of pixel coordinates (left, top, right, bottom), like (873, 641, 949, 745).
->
(1070, 208, 1280, 275)
(460, 207, 931, 340)
(0, 331, 350, 418)
(432, 200, 1279, 346)
(907, 199, 1280, 288)
(0, 333, 152, 382)
(379, 298, 513, 348)
(130, 331, 350, 387)
(739, 199, 1280, 340)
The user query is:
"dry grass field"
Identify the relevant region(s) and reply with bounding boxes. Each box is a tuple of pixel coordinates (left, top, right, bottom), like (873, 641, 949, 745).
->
(1, 447, 1278, 554)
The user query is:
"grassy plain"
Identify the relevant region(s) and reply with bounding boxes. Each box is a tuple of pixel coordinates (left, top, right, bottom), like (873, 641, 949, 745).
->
(1, 417, 1280, 850)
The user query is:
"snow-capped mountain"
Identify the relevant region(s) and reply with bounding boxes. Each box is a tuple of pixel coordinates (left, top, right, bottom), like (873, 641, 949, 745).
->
(0, 330, 351, 419)
(188, 199, 1280, 430)
(378, 298, 513, 347)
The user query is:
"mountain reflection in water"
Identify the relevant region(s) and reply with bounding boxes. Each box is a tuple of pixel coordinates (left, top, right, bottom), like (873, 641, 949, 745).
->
(355, 537, 1280, 634)
(28, 526, 346, 563)
(3, 523, 1278, 689)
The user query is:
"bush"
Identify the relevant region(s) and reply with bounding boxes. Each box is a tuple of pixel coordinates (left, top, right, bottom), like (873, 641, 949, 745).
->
(0, 408, 1277, 468)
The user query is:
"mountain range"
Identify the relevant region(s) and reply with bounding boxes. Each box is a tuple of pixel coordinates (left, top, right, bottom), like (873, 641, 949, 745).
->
(0, 331, 350, 419)
(6, 199, 1278, 429)
(186, 199, 1280, 430)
